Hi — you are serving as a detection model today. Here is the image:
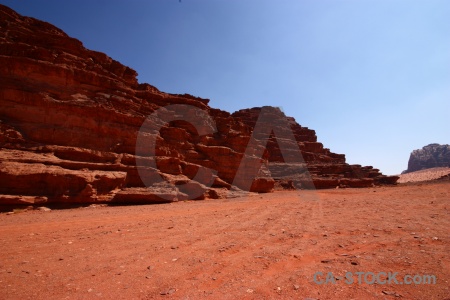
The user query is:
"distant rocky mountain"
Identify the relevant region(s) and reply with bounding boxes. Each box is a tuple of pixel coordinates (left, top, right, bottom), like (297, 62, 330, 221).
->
(402, 144, 450, 174)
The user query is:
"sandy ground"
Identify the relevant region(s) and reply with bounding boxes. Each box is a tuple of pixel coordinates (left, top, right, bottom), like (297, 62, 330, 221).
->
(398, 167, 450, 184)
(0, 181, 449, 300)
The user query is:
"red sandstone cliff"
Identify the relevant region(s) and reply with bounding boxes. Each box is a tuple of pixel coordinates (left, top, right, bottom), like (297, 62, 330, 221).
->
(0, 4, 398, 207)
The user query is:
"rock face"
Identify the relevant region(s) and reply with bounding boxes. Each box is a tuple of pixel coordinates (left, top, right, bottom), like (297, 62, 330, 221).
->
(0, 5, 398, 206)
(232, 108, 399, 189)
(402, 144, 450, 174)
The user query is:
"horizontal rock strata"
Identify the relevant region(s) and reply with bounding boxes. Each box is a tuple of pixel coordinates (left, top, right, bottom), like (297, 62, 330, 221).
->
(0, 4, 398, 206)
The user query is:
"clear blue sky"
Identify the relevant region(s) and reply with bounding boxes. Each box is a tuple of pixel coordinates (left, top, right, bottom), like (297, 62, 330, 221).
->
(2, 0, 449, 175)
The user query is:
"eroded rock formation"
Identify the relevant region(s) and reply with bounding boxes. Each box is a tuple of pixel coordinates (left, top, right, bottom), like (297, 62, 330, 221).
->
(0, 4, 398, 207)
(402, 144, 450, 174)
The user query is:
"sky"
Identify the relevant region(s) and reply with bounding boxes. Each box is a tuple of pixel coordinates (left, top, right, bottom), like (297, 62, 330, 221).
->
(1, 0, 449, 175)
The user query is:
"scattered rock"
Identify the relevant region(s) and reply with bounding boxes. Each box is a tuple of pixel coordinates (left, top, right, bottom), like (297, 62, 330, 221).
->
(160, 288, 176, 295)
(382, 290, 401, 297)
(37, 207, 51, 212)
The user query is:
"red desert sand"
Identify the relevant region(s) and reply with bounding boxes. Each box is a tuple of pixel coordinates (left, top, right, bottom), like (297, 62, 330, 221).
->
(0, 181, 448, 299)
